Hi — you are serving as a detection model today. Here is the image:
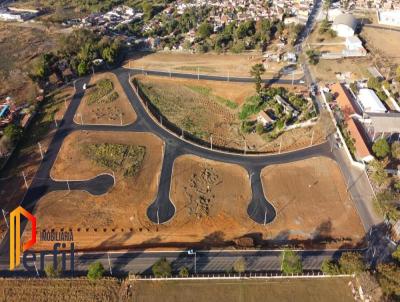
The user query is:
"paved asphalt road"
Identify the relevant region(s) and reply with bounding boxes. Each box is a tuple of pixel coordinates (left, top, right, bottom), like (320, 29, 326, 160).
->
(0, 249, 349, 277)
(0, 0, 383, 276)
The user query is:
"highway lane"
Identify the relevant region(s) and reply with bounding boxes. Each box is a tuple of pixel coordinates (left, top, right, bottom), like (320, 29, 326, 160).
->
(0, 249, 348, 276)
(126, 68, 305, 85)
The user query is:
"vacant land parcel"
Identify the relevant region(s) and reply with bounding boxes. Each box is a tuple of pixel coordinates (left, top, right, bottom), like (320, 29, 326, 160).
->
(132, 278, 355, 302)
(74, 72, 136, 125)
(26, 130, 164, 250)
(261, 157, 365, 247)
(135, 75, 325, 152)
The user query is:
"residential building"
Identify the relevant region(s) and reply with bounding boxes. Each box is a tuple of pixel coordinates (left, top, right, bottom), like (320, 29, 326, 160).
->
(357, 89, 387, 113)
(330, 83, 360, 118)
(377, 9, 400, 27)
(332, 13, 357, 37)
(365, 112, 400, 141)
(275, 95, 299, 116)
(346, 117, 374, 162)
(257, 111, 275, 127)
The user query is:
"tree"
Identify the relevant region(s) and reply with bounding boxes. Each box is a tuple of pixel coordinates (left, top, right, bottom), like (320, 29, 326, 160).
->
(77, 61, 89, 76)
(87, 262, 105, 280)
(4, 124, 23, 142)
(392, 246, 400, 262)
(391, 141, 400, 160)
(370, 159, 389, 186)
(396, 65, 400, 82)
(152, 257, 172, 277)
(338, 252, 366, 274)
(367, 77, 381, 91)
(197, 22, 213, 39)
(102, 47, 116, 64)
(372, 138, 390, 158)
(256, 123, 265, 135)
(376, 263, 400, 298)
(233, 257, 246, 274)
(250, 63, 266, 95)
(45, 263, 62, 278)
(280, 249, 302, 275)
(321, 259, 340, 275)
(179, 266, 189, 277)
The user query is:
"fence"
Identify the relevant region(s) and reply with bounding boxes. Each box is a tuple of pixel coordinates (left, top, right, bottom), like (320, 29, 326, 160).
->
(129, 271, 355, 281)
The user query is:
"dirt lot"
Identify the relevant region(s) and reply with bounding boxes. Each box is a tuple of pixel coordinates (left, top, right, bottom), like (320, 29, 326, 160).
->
(74, 72, 137, 125)
(27, 153, 364, 250)
(310, 57, 371, 83)
(0, 85, 72, 239)
(136, 75, 326, 152)
(25, 130, 164, 250)
(261, 157, 365, 245)
(169, 154, 252, 228)
(361, 26, 400, 66)
(126, 51, 302, 78)
(0, 23, 59, 103)
(132, 278, 355, 302)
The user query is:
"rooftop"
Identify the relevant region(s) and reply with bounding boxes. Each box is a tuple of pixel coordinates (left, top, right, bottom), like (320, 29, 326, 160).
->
(347, 117, 373, 161)
(330, 83, 360, 119)
(358, 88, 387, 113)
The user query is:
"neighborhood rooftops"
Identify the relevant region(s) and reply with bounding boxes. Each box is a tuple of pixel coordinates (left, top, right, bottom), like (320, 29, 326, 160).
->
(357, 88, 387, 113)
(367, 111, 400, 134)
(347, 117, 374, 162)
(330, 83, 360, 119)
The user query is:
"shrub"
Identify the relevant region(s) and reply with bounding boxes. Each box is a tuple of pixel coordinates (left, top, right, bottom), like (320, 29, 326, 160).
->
(152, 257, 172, 277)
(338, 252, 366, 274)
(372, 139, 390, 158)
(87, 262, 105, 280)
(256, 123, 264, 135)
(321, 259, 340, 275)
(179, 266, 189, 277)
(45, 263, 62, 278)
(233, 257, 246, 274)
(281, 249, 302, 275)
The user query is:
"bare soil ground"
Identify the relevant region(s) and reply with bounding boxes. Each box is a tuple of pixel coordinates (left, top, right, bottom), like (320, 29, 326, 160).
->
(136, 75, 326, 152)
(0, 23, 59, 104)
(361, 26, 400, 66)
(74, 72, 137, 125)
(0, 85, 73, 239)
(27, 153, 364, 250)
(126, 51, 302, 79)
(310, 57, 371, 83)
(25, 130, 164, 250)
(131, 278, 355, 302)
(261, 157, 365, 246)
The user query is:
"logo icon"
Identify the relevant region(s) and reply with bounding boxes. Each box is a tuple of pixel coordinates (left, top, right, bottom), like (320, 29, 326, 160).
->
(9, 206, 36, 270)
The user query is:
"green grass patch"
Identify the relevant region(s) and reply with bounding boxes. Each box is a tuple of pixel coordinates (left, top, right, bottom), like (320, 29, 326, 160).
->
(186, 85, 238, 109)
(86, 79, 115, 105)
(186, 85, 212, 96)
(82, 143, 146, 177)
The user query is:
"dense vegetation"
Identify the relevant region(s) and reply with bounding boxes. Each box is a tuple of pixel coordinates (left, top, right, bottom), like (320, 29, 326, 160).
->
(82, 143, 146, 177)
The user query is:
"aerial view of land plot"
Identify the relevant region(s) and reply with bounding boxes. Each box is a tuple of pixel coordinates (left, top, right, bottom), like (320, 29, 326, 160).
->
(261, 157, 365, 247)
(132, 278, 356, 302)
(74, 72, 137, 125)
(126, 52, 298, 78)
(135, 75, 326, 152)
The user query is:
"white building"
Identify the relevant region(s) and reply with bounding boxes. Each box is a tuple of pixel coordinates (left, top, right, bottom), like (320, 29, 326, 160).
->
(357, 89, 387, 113)
(377, 10, 400, 27)
(257, 111, 275, 127)
(332, 14, 357, 37)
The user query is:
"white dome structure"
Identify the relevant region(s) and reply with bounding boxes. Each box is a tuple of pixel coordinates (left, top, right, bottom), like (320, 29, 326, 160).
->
(332, 14, 357, 37)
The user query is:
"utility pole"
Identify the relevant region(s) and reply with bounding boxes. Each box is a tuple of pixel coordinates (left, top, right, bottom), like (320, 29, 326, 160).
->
(278, 137, 283, 154)
(291, 71, 294, 86)
(244, 140, 247, 154)
(188, 250, 197, 274)
(120, 113, 123, 126)
(79, 113, 83, 125)
(54, 117, 58, 128)
(310, 129, 314, 146)
(264, 209, 267, 226)
(67, 179, 70, 192)
(210, 135, 213, 150)
(38, 142, 44, 159)
(227, 71, 230, 82)
(108, 252, 113, 275)
(22, 171, 28, 189)
(160, 116, 163, 126)
(197, 67, 200, 80)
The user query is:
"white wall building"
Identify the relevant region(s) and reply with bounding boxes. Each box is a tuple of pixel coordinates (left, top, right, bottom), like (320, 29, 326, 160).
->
(357, 89, 387, 113)
(332, 14, 357, 37)
(377, 10, 400, 27)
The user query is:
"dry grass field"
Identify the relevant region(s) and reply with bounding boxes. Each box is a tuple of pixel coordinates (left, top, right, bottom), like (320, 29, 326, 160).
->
(131, 278, 355, 302)
(261, 157, 365, 246)
(0, 23, 59, 104)
(74, 72, 137, 125)
(0, 85, 73, 239)
(136, 75, 326, 152)
(0, 278, 123, 302)
(0, 277, 355, 302)
(126, 52, 303, 79)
